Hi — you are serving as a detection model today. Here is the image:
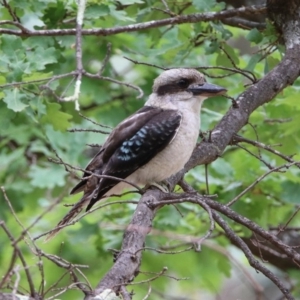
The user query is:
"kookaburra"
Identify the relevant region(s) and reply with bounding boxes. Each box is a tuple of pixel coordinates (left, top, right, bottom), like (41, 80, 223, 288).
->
(47, 68, 226, 240)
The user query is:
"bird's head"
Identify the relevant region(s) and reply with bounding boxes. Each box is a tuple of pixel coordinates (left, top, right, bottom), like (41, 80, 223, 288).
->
(152, 68, 227, 101)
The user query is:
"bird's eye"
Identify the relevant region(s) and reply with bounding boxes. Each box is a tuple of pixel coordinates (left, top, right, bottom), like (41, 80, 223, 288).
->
(177, 78, 190, 88)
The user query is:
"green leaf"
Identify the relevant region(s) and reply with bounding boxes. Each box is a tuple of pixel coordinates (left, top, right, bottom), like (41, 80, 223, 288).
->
(42, 1, 67, 25)
(24, 36, 55, 48)
(211, 22, 232, 40)
(41, 102, 72, 131)
(23, 71, 53, 81)
(245, 53, 262, 72)
(29, 96, 47, 117)
(246, 28, 263, 44)
(109, 5, 135, 22)
(281, 181, 300, 204)
(29, 163, 66, 189)
(193, 0, 225, 11)
(69, 219, 100, 242)
(28, 140, 52, 156)
(85, 4, 110, 19)
(205, 40, 220, 54)
(280, 94, 300, 108)
(210, 158, 234, 178)
(223, 182, 242, 192)
(216, 253, 231, 277)
(264, 56, 280, 73)
(3, 88, 28, 112)
(0, 147, 25, 173)
(27, 47, 58, 70)
(0, 101, 15, 133)
(0, 75, 6, 84)
(1, 35, 23, 58)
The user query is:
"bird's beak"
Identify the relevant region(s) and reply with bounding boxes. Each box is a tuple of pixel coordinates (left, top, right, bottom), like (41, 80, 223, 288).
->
(187, 82, 227, 97)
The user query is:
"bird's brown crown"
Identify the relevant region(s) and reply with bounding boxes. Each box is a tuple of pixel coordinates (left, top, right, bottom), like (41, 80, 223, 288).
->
(152, 68, 205, 96)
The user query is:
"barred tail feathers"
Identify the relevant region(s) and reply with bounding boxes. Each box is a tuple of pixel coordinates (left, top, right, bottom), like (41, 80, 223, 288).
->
(44, 193, 91, 242)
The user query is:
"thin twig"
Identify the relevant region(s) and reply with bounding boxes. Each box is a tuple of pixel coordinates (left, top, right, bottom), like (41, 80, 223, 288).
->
(38, 251, 89, 270)
(0, 5, 267, 37)
(236, 143, 273, 169)
(34, 199, 138, 240)
(134, 246, 193, 256)
(279, 206, 300, 233)
(45, 282, 83, 300)
(119, 267, 187, 287)
(43, 270, 70, 296)
(205, 164, 209, 194)
(62, 0, 86, 110)
(68, 128, 110, 134)
(142, 283, 152, 300)
(193, 196, 215, 251)
(12, 266, 21, 298)
(124, 56, 166, 70)
(0, 250, 18, 289)
(220, 45, 257, 82)
(69, 269, 90, 294)
(13, 190, 68, 245)
(0, 73, 75, 89)
(98, 43, 112, 75)
(0, 220, 36, 297)
(0, 20, 28, 31)
(79, 113, 113, 129)
(1, 0, 21, 22)
(150, 190, 215, 251)
(232, 134, 300, 168)
(226, 161, 300, 206)
(84, 71, 144, 99)
(48, 154, 143, 193)
(75, 267, 93, 292)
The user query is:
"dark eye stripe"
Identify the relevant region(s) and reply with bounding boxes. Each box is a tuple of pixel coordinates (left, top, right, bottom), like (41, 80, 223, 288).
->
(156, 78, 192, 95)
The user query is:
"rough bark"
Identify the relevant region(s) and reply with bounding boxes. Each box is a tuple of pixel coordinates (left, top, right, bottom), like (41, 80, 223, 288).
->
(0, 293, 34, 300)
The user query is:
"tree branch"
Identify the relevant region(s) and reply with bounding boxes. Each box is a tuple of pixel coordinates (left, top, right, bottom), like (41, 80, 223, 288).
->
(212, 212, 293, 300)
(0, 5, 266, 37)
(61, 0, 86, 110)
(84, 189, 161, 300)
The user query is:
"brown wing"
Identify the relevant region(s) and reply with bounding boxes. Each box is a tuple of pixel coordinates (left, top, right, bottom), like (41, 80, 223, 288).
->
(70, 106, 168, 195)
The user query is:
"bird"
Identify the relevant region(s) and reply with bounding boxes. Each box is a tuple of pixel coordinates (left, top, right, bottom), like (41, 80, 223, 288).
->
(46, 68, 226, 240)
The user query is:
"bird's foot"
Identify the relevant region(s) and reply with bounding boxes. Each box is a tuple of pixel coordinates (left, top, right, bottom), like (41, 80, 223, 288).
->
(147, 180, 172, 193)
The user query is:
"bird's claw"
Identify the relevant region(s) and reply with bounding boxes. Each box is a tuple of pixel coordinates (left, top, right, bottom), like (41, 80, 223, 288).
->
(147, 180, 171, 193)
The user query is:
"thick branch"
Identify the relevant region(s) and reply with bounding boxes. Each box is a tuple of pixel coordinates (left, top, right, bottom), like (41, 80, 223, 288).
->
(268, 0, 300, 51)
(84, 190, 161, 299)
